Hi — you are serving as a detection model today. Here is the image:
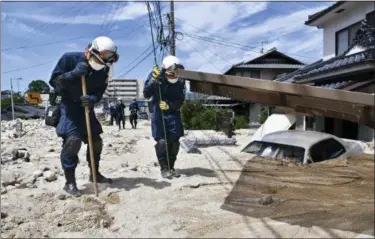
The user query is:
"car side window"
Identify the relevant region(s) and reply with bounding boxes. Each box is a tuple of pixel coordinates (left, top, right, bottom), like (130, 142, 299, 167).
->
(309, 138, 346, 163)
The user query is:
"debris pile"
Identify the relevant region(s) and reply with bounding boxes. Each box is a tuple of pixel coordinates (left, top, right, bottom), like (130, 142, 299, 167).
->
(1, 193, 113, 238)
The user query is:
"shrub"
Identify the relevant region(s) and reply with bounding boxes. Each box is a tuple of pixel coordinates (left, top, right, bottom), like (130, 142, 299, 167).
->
(260, 107, 269, 124)
(234, 115, 249, 129)
(181, 100, 241, 130)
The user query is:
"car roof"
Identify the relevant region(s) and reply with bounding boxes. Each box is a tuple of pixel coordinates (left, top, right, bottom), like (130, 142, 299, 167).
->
(259, 130, 339, 149)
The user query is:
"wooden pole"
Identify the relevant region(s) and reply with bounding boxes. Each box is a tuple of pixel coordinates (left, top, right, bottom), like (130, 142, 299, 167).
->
(81, 76, 99, 196)
(169, 0, 175, 56)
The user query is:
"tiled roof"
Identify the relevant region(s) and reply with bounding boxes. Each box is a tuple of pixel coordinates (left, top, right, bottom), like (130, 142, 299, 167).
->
(294, 50, 373, 80)
(305, 1, 346, 25)
(235, 64, 304, 69)
(316, 80, 354, 89)
(277, 20, 375, 84)
(275, 59, 324, 83)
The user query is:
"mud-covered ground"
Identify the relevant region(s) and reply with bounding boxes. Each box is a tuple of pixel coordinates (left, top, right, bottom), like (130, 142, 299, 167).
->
(1, 119, 373, 238)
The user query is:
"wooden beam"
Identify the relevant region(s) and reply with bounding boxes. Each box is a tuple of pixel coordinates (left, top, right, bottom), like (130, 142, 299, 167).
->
(178, 69, 374, 106)
(190, 81, 374, 128)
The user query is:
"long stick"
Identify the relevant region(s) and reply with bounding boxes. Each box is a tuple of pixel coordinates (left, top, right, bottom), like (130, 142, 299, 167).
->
(81, 76, 99, 196)
(146, 2, 171, 170)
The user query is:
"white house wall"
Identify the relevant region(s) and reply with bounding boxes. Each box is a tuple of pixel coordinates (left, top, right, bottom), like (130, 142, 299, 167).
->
(260, 69, 295, 80)
(322, 2, 374, 59)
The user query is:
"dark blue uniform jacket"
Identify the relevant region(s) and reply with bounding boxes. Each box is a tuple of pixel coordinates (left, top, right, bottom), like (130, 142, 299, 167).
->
(143, 72, 186, 140)
(129, 102, 139, 115)
(49, 52, 109, 139)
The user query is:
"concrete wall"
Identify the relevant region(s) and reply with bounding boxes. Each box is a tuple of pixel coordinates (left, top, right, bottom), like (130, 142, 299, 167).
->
(295, 115, 306, 130)
(321, 2, 374, 59)
(315, 116, 325, 132)
(260, 69, 296, 80)
(358, 125, 374, 142)
(249, 103, 261, 125)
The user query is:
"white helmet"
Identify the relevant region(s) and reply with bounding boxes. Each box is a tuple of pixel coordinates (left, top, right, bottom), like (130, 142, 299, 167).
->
(162, 55, 180, 69)
(161, 55, 184, 83)
(88, 36, 119, 69)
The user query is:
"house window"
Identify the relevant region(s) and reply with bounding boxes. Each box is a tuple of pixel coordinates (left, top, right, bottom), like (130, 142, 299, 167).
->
(235, 71, 242, 76)
(250, 70, 261, 79)
(335, 21, 362, 55)
(235, 70, 260, 78)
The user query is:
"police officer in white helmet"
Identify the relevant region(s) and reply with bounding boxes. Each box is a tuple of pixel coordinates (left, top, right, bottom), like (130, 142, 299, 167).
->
(143, 55, 186, 179)
(49, 36, 119, 196)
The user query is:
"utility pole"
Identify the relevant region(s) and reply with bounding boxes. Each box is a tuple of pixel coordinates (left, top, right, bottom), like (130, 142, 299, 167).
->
(15, 77, 23, 94)
(169, 0, 176, 56)
(260, 40, 268, 54)
(10, 78, 15, 121)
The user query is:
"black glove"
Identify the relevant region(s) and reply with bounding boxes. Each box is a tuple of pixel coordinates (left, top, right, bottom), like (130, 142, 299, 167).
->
(80, 95, 98, 107)
(71, 62, 91, 78)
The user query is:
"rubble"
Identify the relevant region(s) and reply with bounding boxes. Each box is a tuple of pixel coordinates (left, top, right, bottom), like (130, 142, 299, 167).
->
(33, 170, 44, 178)
(1, 171, 20, 187)
(258, 195, 274, 206)
(43, 171, 57, 182)
(0, 119, 372, 238)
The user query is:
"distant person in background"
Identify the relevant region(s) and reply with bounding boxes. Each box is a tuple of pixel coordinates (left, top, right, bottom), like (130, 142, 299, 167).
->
(115, 100, 125, 130)
(129, 98, 139, 129)
(109, 101, 116, 126)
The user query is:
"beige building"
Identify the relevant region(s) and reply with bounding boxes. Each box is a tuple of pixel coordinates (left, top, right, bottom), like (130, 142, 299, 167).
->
(104, 78, 139, 103)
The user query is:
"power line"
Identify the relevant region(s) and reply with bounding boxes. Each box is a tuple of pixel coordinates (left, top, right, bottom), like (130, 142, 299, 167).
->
(103, 2, 123, 35)
(99, 2, 116, 34)
(6, 2, 93, 51)
(116, 44, 154, 77)
(183, 32, 318, 61)
(2, 60, 57, 75)
(175, 17, 319, 61)
(2, 23, 148, 75)
(183, 36, 222, 72)
(116, 49, 155, 78)
(2, 21, 147, 52)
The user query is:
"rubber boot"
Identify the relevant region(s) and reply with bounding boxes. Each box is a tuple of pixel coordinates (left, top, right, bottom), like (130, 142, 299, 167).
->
(159, 158, 172, 179)
(169, 141, 181, 178)
(161, 168, 173, 179)
(63, 168, 81, 197)
(89, 162, 113, 184)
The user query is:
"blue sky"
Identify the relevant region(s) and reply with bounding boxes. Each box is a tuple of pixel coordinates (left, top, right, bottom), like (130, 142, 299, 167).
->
(1, 1, 333, 93)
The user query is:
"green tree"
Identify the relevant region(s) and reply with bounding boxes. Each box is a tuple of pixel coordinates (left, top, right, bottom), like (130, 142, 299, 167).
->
(1, 94, 25, 108)
(28, 80, 50, 93)
(234, 115, 249, 129)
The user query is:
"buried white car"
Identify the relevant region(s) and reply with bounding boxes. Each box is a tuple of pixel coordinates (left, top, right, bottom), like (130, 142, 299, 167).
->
(242, 130, 364, 164)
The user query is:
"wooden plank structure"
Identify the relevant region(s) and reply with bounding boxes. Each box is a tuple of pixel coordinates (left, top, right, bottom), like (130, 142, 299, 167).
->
(176, 69, 375, 128)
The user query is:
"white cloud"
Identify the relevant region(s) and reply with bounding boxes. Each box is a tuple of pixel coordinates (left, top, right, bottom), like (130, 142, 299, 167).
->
(175, 2, 268, 34)
(174, 2, 329, 76)
(3, 18, 38, 37)
(8, 2, 150, 25)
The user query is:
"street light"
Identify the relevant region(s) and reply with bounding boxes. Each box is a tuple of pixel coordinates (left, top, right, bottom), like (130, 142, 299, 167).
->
(10, 78, 15, 121)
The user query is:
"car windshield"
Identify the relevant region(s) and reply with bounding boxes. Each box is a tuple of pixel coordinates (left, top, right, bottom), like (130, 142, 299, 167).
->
(243, 141, 305, 163)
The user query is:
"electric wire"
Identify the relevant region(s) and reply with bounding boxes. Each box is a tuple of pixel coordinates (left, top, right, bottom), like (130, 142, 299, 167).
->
(2, 23, 148, 75)
(175, 17, 319, 61)
(2, 21, 147, 52)
(115, 44, 154, 78)
(116, 49, 155, 78)
(27, 3, 93, 46)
